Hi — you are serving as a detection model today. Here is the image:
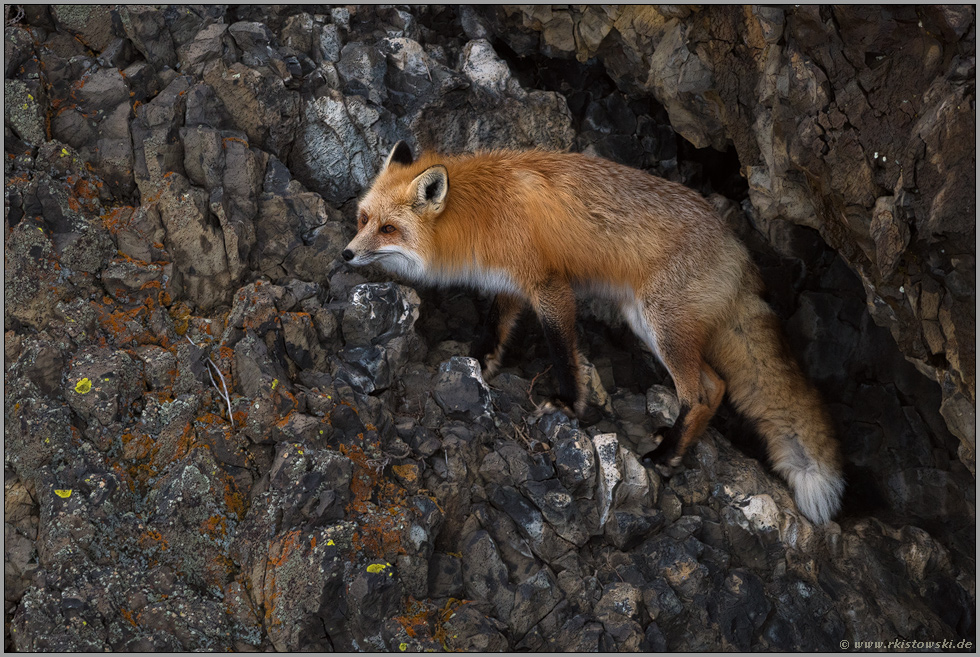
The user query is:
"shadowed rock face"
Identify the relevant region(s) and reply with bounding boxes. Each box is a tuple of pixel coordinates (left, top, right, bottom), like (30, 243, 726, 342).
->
(4, 5, 974, 652)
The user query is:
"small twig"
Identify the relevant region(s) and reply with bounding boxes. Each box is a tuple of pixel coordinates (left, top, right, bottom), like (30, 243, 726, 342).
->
(526, 365, 552, 407)
(189, 335, 234, 423)
(365, 456, 390, 474)
(207, 358, 234, 424)
(511, 421, 533, 449)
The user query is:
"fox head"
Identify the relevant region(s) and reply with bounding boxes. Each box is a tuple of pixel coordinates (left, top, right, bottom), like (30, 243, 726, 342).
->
(342, 141, 448, 280)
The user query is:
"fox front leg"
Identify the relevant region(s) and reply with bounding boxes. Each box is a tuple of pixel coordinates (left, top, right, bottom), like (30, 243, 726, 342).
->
(473, 292, 524, 380)
(531, 279, 587, 419)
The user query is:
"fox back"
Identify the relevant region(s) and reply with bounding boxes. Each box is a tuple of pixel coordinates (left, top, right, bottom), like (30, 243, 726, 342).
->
(345, 147, 750, 318)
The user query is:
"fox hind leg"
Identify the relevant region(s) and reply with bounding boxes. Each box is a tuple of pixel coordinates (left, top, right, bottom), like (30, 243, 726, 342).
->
(649, 358, 726, 465)
(628, 305, 725, 464)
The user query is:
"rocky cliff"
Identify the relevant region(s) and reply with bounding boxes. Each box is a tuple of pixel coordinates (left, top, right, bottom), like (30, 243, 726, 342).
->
(4, 5, 975, 651)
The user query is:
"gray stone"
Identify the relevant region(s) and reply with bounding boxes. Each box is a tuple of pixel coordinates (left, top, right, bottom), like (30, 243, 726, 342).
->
(119, 6, 177, 69)
(5, 80, 45, 145)
(461, 529, 514, 621)
(553, 431, 597, 498)
(509, 567, 562, 637)
(342, 283, 420, 347)
(442, 604, 510, 651)
(432, 356, 493, 425)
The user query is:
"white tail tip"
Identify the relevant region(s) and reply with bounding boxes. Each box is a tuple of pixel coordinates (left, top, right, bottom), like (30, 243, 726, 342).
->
(786, 464, 845, 524)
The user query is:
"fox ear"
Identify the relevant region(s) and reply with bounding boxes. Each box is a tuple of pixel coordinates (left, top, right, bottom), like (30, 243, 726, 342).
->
(383, 140, 414, 171)
(410, 165, 449, 213)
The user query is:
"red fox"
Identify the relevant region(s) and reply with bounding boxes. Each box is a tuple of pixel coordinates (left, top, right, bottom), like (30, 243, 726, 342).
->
(343, 141, 845, 524)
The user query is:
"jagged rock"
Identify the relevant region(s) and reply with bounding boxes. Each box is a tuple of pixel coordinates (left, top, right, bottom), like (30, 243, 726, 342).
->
(432, 356, 493, 426)
(4, 6, 974, 654)
(289, 88, 400, 205)
(4, 388, 73, 490)
(253, 177, 345, 283)
(552, 430, 597, 498)
(201, 59, 300, 160)
(442, 604, 510, 651)
(140, 171, 233, 311)
(51, 5, 116, 53)
(177, 22, 227, 75)
(234, 332, 289, 400)
(337, 42, 388, 104)
(707, 569, 772, 651)
(553, 614, 613, 651)
(593, 433, 621, 527)
(280, 312, 328, 372)
(522, 478, 592, 546)
(101, 258, 172, 307)
(427, 552, 463, 599)
(64, 346, 143, 429)
(509, 567, 563, 638)
(342, 282, 421, 349)
(460, 529, 514, 622)
(4, 220, 68, 330)
(119, 6, 178, 70)
(595, 582, 645, 650)
(489, 484, 575, 563)
(4, 25, 35, 79)
(4, 80, 45, 145)
(11, 334, 65, 398)
(646, 384, 680, 430)
(337, 345, 392, 394)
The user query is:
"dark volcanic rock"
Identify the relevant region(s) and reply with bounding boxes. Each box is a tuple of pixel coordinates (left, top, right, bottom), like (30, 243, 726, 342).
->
(432, 356, 493, 426)
(4, 5, 974, 654)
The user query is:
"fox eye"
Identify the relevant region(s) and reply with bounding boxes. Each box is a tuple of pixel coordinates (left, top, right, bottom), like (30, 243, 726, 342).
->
(380, 224, 396, 234)
(358, 212, 369, 227)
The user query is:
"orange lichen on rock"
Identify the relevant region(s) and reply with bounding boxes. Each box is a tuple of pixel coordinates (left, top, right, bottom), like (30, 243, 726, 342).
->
(433, 598, 468, 648)
(392, 464, 419, 485)
(173, 421, 197, 461)
(395, 598, 435, 640)
(169, 303, 192, 336)
(350, 508, 406, 561)
(92, 295, 168, 348)
(222, 473, 248, 519)
(119, 607, 139, 628)
(338, 444, 379, 513)
(140, 529, 169, 552)
(340, 442, 411, 562)
(262, 529, 305, 625)
(201, 515, 228, 540)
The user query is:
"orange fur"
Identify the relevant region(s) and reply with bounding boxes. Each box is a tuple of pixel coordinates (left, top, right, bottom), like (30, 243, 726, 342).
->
(344, 143, 845, 524)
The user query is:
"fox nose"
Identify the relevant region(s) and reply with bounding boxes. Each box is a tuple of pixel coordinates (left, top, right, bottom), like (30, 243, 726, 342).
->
(342, 249, 354, 262)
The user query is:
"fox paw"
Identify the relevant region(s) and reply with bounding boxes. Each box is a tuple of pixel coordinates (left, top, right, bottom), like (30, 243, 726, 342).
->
(642, 436, 683, 470)
(481, 354, 501, 381)
(532, 399, 576, 419)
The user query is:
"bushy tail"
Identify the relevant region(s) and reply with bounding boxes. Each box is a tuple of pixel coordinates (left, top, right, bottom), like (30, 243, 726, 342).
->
(708, 292, 844, 524)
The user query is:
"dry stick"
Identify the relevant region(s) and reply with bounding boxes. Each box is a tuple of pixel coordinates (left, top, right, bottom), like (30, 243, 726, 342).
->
(511, 421, 533, 449)
(186, 336, 234, 424)
(526, 364, 553, 407)
(207, 358, 234, 424)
